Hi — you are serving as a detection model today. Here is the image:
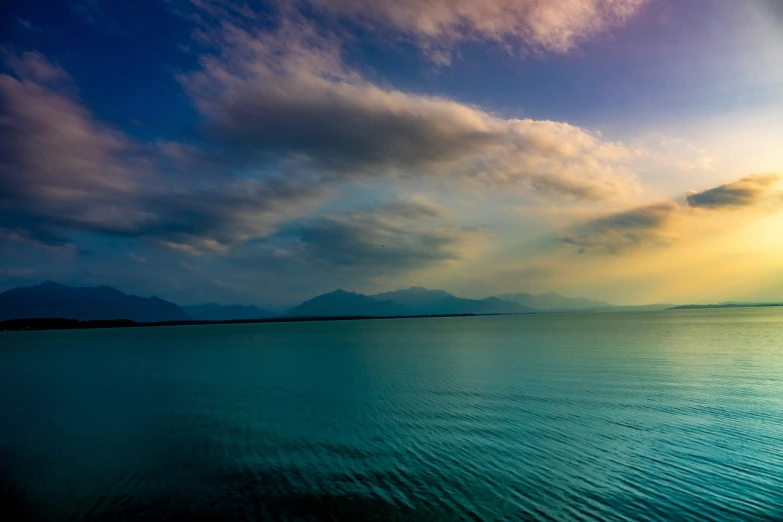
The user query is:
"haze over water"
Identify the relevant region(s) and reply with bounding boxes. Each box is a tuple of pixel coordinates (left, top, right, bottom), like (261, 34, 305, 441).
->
(1, 309, 782, 521)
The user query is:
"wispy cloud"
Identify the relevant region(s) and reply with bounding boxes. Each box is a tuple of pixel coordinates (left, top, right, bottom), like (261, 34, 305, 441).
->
(4, 50, 70, 84)
(559, 173, 783, 254)
(686, 174, 781, 209)
(239, 198, 492, 280)
(289, 200, 485, 270)
(302, 0, 648, 63)
(559, 201, 681, 254)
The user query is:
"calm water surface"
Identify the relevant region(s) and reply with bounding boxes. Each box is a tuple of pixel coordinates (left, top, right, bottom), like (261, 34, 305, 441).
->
(1, 310, 782, 521)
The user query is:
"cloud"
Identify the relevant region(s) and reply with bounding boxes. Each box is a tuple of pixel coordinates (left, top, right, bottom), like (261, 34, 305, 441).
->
(686, 174, 781, 209)
(0, 51, 328, 254)
(559, 201, 681, 254)
(1, 18, 643, 263)
(303, 0, 648, 63)
(181, 18, 639, 201)
(139, 178, 328, 254)
(242, 198, 491, 278)
(559, 174, 783, 255)
(4, 50, 72, 85)
(0, 59, 142, 235)
(0, 91, 135, 203)
(0, 225, 79, 258)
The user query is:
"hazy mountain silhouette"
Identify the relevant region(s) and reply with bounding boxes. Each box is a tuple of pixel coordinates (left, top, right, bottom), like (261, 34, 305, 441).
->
(498, 292, 610, 310)
(286, 287, 537, 318)
(0, 282, 677, 324)
(0, 281, 190, 322)
(183, 303, 275, 321)
(376, 287, 537, 315)
(286, 289, 412, 317)
(374, 287, 455, 307)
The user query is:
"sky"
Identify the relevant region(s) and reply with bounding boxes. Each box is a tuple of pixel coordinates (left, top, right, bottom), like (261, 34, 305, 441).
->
(0, 0, 782, 309)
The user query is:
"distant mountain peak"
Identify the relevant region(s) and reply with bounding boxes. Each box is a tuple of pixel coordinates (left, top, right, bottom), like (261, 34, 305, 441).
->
(283, 286, 537, 317)
(182, 302, 274, 321)
(287, 289, 411, 317)
(38, 280, 66, 288)
(497, 292, 611, 311)
(0, 281, 189, 322)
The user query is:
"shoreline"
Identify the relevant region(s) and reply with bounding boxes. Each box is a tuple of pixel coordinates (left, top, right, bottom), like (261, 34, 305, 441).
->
(0, 313, 488, 333)
(670, 303, 783, 310)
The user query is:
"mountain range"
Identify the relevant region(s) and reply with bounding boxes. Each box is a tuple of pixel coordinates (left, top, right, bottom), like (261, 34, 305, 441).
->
(0, 282, 627, 323)
(372, 287, 538, 315)
(497, 292, 610, 310)
(287, 287, 537, 317)
(182, 303, 274, 321)
(0, 281, 189, 322)
(287, 290, 412, 317)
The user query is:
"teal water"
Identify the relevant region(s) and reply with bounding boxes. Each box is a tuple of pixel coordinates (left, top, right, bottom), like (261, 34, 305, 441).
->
(1, 309, 782, 521)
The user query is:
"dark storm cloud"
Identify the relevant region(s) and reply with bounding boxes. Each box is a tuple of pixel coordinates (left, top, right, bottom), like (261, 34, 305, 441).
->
(559, 201, 681, 254)
(686, 174, 780, 209)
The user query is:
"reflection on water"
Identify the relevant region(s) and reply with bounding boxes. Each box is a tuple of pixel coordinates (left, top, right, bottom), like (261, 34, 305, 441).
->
(1, 309, 782, 521)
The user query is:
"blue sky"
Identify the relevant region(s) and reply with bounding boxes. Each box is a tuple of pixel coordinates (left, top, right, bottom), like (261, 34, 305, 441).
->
(1, 0, 782, 308)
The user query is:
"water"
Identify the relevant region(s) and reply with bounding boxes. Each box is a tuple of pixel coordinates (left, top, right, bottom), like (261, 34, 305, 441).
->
(1, 309, 782, 521)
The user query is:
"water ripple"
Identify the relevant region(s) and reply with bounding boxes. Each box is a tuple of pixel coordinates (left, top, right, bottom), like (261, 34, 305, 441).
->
(1, 309, 783, 520)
